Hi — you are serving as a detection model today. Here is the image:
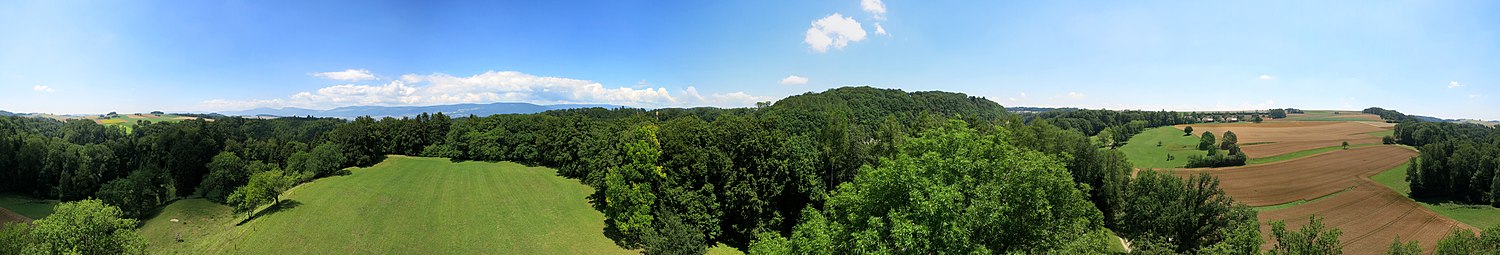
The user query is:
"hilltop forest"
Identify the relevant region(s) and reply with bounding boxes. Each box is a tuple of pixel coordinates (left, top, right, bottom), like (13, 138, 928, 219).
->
(5, 86, 1498, 254)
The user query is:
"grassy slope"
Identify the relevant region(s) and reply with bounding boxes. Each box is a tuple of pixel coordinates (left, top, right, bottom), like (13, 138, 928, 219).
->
(1372, 161, 1500, 229)
(0, 193, 58, 219)
(139, 156, 632, 254)
(1119, 126, 1205, 169)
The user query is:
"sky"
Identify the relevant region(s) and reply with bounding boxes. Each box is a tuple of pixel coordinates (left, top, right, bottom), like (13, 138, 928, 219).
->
(2, 0, 1498, 120)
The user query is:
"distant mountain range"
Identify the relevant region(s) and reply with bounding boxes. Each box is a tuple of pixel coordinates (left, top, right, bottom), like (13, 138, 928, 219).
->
(218, 102, 625, 118)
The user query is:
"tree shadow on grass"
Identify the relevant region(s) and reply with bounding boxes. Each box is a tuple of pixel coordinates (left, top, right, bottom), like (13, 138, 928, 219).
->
(236, 199, 302, 226)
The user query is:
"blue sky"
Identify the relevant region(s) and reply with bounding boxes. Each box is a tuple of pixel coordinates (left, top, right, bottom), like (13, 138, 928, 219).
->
(2, 0, 1497, 120)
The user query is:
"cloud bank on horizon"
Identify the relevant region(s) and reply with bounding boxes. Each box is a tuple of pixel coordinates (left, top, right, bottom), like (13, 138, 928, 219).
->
(202, 70, 772, 110)
(1, 0, 1497, 119)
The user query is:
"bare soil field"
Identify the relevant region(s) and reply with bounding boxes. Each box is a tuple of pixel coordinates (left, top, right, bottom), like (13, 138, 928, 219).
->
(1176, 146, 1416, 206)
(1274, 111, 1385, 122)
(1175, 121, 1388, 158)
(1258, 180, 1471, 254)
(0, 207, 29, 225)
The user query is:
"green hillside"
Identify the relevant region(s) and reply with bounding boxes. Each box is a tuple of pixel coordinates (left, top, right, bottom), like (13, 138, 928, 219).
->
(139, 156, 633, 254)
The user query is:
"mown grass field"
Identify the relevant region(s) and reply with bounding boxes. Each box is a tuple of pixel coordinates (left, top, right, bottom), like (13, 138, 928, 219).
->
(1372, 161, 1500, 229)
(1118, 126, 1205, 169)
(139, 156, 633, 254)
(0, 193, 58, 219)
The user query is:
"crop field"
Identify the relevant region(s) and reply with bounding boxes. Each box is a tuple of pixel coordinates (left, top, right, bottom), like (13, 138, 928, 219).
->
(1141, 114, 1478, 253)
(1257, 181, 1470, 254)
(1276, 111, 1384, 122)
(139, 156, 632, 254)
(1176, 146, 1415, 206)
(1174, 121, 1387, 159)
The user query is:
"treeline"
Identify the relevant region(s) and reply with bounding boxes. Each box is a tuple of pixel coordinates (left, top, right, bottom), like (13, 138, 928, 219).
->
(2, 87, 1444, 254)
(1021, 109, 1198, 137)
(1395, 121, 1500, 204)
(0, 115, 347, 217)
(1364, 107, 1421, 123)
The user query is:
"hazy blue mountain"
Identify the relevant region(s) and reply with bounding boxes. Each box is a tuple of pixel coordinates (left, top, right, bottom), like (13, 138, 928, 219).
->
(219, 102, 623, 118)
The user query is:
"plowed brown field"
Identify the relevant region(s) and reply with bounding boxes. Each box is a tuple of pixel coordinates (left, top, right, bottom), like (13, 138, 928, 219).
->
(1175, 121, 1387, 158)
(1257, 180, 1472, 254)
(1164, 117, 1472, 253)
(1175, 146, 1416, 206)
(0, 207, 28, 225)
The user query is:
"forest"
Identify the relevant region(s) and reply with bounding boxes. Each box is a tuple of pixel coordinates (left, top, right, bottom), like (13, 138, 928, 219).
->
(1, 86, 1497, 254)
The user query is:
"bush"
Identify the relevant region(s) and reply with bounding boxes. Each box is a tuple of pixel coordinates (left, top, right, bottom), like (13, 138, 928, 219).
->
(1187, 153, 1247, 168)
(1382, 136, 1396, 144)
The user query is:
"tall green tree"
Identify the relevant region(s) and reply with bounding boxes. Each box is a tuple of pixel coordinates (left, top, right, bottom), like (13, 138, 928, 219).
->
(23, 199, 146, 255)
(603, 124, 664, 246)
(1268, 215, 1343, 255)
(227, 169, 295, 221)
(1122, 170, 1258, 253)
(1199, 131, 1217, 150)
(771, 120, 1103, 253)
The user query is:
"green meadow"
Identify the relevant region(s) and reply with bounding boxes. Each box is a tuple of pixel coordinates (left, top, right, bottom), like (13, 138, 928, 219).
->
(139, 156, 633, 254)
(1372, 161, 1500, 229)
(1119, 126, 1205, 169)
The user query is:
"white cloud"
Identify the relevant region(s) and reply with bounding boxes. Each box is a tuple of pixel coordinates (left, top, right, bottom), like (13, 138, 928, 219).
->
(202, 70, 773, 110)
(861, 0, 886, 19)
(31, 85, 53, 92)
(780, 75, 809, 85)
(1259, 74, 1274, 80)
(1448, 81, 1464, 89)
(1061, 92, 1087, 100)
(1471, 94, 1487, 99)
(805, 13, 867, 53)
(874, 23, 888, 35)
(312, 69, 378, 82)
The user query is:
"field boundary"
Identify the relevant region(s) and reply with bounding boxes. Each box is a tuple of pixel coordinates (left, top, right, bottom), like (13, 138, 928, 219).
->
(1253, 186, 1355, 212)
(1246, 143, 1382, 165)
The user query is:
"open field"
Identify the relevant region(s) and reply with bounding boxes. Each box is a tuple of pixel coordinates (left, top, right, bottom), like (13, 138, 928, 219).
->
(1276, 111, 1384, 122)
(1150, 115, 1477, 253)
(1119, 126, 1205, 169)
(0, 193, 58, 220)
(139, 156, 633, 254)
(1175, 146, 1416, 206)
(1372, 162, 1500, 229)
(1174, 121, 1387, 159)
(1257, 180, 1471, 254)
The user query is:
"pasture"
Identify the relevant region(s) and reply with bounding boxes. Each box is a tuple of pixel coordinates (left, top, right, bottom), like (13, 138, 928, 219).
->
(90, 113, 202, 132)
(1118, 126, 1206, 169)
(139, 156, 633, 254)
(0, 193, 58, 223)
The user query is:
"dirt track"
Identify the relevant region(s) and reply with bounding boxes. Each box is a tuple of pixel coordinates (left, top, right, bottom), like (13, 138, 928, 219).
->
(1175, 121, 1387, 158)
(1175, 146, 1416, 206)
(0, 207, 29, 225)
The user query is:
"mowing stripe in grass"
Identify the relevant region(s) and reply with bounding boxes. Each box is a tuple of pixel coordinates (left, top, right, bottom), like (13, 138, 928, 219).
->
(1246, 143, 1381, 165)
(1253, 186, 1354, 212)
